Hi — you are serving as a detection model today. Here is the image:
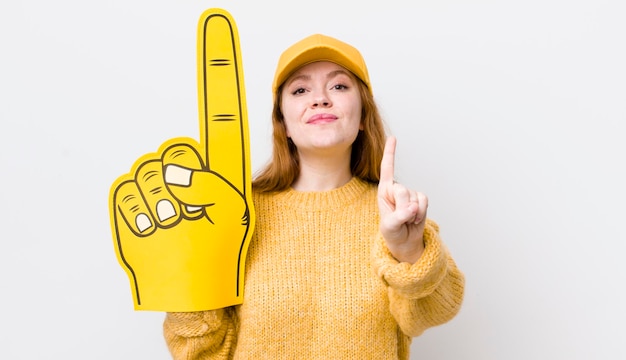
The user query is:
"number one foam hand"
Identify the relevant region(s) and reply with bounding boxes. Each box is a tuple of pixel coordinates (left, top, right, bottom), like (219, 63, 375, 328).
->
(109, 8, 255, 312)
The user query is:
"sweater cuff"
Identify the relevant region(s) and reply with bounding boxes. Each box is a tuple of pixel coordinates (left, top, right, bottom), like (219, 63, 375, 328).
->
(372, 219, 449, 299)
(164, 309, 225, 337)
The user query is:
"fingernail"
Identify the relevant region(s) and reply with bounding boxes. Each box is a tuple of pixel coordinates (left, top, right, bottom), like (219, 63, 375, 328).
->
(187, 205, 202, 212)
(157, 200, 176, 221)
(164, 165, 192, 186)
(136, 213, 152, 232)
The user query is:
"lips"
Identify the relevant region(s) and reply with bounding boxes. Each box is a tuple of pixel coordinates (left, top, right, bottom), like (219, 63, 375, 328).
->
(307, 113, 338, 124)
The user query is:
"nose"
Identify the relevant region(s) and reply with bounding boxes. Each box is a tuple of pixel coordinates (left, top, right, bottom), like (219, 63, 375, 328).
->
(311, 90, 331, 108)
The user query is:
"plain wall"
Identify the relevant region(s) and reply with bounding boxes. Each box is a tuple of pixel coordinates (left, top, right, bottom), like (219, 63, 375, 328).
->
(1, 1, 625, 359)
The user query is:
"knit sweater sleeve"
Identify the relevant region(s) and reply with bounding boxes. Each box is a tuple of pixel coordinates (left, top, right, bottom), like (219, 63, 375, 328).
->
(371, 219, 465, 337)
(162, 307, 237, 359)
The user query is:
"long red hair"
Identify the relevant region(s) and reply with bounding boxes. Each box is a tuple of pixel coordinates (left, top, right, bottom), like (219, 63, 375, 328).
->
(252, 77, 387, 193)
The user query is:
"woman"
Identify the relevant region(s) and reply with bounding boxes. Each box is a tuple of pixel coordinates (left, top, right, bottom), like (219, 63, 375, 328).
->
(163, 34, 465, 359)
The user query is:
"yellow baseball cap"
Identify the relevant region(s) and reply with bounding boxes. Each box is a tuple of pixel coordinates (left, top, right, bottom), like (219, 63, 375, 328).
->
(272, 34, 372, 96)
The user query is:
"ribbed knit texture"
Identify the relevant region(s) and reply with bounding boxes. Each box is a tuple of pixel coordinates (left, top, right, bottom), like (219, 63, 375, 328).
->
(164, 177, 465, 359)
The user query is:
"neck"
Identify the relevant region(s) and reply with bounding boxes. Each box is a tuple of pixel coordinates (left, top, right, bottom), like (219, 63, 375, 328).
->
(292, 150, 353, 192)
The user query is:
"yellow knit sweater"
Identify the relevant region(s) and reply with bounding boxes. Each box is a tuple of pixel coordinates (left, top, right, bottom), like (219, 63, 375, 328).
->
(163, 177, 465, 359)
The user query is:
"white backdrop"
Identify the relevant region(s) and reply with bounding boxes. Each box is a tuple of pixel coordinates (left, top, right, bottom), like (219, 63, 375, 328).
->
(2, 1, 625, 359)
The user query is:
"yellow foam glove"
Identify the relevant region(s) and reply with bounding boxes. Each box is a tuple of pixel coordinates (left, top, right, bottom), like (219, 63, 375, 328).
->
(109, 8, 255, 312)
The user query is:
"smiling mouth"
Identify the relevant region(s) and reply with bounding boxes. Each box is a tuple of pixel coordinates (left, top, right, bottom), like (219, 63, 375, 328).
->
(307, 114, 338, 124)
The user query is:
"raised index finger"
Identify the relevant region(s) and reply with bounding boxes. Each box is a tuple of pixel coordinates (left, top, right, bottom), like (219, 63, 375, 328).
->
(379, 136, 397, 186)
(197, 8, 250, 195)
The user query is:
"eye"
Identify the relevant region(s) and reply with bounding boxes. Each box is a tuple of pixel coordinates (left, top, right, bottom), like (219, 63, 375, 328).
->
(291, 87, 306, 95)
(332, 84, 348, 90)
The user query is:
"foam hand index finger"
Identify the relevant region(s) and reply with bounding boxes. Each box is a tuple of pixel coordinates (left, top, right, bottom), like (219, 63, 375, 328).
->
(197, 9, 250, 196)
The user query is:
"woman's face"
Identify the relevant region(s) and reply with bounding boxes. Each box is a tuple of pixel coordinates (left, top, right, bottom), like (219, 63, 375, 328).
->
(280, 61, 363, 157)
